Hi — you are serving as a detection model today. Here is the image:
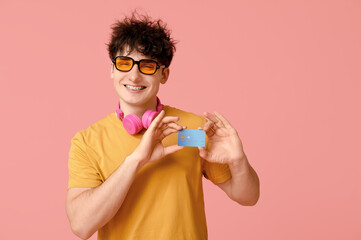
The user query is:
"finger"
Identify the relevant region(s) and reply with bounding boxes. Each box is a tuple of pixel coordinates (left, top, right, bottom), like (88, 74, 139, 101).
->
(149, 110, 166, 130)
(161, 128, 179, 138)
(205, 128, 216, 137)
(165, 122, 183, 131)
(214, 112, 233, 129)
(199, 121, 216, 137)
(202, 120, 215, 132)
(161, 116, 180, 124)
(157, 116, 181, 131)
(203, 112, 224, 128)
(163, 145, 184, 156)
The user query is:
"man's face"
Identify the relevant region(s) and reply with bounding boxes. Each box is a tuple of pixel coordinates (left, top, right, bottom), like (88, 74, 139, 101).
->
(111, 49, 169, 109)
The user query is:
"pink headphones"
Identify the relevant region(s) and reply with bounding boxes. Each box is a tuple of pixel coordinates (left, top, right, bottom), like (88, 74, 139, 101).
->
(116, 97, 163, 135)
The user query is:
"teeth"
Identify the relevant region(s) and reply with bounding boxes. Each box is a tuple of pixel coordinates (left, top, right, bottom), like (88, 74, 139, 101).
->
(125, 85, 146, 90)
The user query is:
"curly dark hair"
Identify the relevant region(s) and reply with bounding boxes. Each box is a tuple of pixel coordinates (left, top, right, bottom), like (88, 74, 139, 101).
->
(107, 12, 176, 67)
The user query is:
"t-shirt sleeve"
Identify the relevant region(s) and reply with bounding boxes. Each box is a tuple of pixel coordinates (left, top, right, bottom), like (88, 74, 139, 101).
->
(68, 131, 103, 189)
(202, 159, 232, 184)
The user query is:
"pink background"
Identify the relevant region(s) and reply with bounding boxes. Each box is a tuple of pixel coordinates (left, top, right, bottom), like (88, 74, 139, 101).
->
(1, 0, 360, 239)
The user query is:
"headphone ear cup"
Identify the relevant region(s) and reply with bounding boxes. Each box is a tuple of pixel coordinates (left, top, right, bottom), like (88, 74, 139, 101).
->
(142, 110, 159, 129)
(123, 114, 143, 134)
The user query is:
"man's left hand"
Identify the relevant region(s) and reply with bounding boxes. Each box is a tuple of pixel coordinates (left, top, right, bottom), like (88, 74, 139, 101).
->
(198, 112, 246, 167)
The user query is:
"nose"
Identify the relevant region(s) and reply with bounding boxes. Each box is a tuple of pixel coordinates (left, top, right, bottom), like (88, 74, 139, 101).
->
(127, 63, 142, 82)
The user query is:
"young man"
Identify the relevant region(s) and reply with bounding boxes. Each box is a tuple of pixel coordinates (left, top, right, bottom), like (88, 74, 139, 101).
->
(66, 13, 259, 240)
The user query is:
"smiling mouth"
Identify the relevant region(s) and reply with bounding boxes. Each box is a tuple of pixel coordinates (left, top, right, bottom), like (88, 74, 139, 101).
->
(124, 85, 147, 91)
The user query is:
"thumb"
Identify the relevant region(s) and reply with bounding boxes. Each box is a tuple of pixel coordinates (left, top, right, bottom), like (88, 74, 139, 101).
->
(198, 147, 211, 161)
(163, 145, 184, 156)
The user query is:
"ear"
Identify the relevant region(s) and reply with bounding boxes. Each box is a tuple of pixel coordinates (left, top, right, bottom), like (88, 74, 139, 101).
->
(160, 68, 170, 84)
(110, 63, 115, 79)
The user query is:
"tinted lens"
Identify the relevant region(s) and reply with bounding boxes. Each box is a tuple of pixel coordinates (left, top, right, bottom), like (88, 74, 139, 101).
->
(115, 57, 133, 71)
(139, 60, 157, 74)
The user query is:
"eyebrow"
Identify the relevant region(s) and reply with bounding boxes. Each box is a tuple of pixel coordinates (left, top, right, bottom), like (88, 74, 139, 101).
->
(119, 56, 156, 62)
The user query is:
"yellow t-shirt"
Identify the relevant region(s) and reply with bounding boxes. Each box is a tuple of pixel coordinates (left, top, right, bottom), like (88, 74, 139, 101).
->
(68, 105, 231, 240)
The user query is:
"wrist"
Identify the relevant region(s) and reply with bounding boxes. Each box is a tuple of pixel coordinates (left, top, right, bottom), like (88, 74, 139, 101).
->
(229, 154, 248, 171)
(125, 154, 146, 172)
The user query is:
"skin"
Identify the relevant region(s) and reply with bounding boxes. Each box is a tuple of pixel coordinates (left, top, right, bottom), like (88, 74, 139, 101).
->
(110, 49, 186, 167)
(66, 50, 185, 239)
(66, 49, 260, 239)
(111, 49, 169, 119)
(199, 112, 260, 206)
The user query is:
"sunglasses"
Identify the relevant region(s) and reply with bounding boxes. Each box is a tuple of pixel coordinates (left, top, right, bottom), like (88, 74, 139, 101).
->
(112, 56, 166, 75)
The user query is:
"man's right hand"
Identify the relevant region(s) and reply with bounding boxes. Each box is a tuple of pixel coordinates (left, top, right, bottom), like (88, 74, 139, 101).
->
(131, 110, 184, 167)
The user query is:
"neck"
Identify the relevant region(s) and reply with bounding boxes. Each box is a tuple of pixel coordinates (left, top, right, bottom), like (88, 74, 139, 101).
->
(119, 97, 158, 118)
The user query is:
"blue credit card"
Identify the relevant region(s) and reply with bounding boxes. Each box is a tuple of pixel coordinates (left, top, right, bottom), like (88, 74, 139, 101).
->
(178, 129, 205, 147)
